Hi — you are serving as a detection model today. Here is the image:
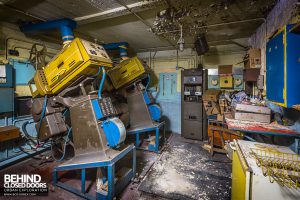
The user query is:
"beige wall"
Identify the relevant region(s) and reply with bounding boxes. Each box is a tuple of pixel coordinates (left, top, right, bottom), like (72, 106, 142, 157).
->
(137, 47, 246, 92)
(0, 22, 60, 96)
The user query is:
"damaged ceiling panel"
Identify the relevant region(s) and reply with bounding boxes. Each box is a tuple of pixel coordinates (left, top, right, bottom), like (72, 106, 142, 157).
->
(151, 0, 277, 39)
(0, 0, 277, 51)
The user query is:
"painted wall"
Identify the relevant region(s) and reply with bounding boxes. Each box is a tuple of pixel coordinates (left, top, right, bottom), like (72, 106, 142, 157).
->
(137, 47, 245, 133)
(0, 22, 60, 96)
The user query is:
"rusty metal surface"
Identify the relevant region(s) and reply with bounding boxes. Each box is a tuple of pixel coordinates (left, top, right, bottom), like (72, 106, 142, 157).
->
(70, 95, 109, 155)
(127, 91, 155, 130)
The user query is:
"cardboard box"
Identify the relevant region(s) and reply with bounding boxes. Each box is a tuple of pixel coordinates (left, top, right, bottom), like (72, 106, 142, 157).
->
(232, 111, 271, 123)
(245, 49, 261, 68)
(203, 100, 220, 115)
(220, 75, 233, 89)
(218, 65, 233, 74)
(235, 104, 271, 114)
(244, 68, 260, 82)
(217, 114, 223, 122)
(203, 90, 221, 102)
(245, 49, 261, 69)
(219, 99, 227, 107)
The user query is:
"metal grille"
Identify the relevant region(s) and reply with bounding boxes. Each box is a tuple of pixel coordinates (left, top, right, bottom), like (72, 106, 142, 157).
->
(251, 148, 300, 189)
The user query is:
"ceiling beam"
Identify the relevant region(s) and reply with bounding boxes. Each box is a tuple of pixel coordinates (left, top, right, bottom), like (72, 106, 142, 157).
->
(74, 0, 166, 25)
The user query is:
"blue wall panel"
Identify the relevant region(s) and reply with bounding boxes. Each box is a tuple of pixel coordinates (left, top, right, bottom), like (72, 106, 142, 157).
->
(0, 88, 14, 113)
(10, 59, 35, 85)
(286, 27, 300, 106)
(266, 31, 284, 103)
(152, 72, 181, 134)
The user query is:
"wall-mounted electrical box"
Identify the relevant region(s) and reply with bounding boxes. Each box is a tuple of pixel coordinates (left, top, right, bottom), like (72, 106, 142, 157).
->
(159, 73, 177, 100)
(10, 59, 35, 85)
(0, 64, 13, 88)
(0, 64, 14, 113)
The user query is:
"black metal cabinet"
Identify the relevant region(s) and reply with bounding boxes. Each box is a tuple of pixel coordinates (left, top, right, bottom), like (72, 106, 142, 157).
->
(181, 68, 207, 140)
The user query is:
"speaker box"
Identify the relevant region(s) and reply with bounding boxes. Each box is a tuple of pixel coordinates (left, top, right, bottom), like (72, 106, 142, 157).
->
(194, 35, 209, 55)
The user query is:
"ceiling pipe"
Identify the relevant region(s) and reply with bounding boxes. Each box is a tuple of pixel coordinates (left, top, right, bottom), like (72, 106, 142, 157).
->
(103, 42, 129, 60)
(115, 0, 176, 48)
(155, 18, 266, 35)
(137, 38, 249, 51)
(19, 18, 77, 46)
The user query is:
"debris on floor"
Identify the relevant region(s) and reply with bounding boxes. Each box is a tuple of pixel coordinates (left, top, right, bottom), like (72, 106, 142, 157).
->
(139, 138, 232, 200)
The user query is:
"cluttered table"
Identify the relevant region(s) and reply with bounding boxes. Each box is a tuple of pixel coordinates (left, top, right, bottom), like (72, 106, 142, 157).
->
(225, 117, 300, 137)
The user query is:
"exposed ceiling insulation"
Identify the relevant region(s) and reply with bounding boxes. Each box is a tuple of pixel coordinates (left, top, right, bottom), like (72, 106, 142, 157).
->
(0, 0, 277, 52)
(151, 0, 277, 38)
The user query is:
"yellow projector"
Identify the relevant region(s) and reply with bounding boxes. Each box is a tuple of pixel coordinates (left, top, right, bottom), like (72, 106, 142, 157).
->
(108, 56, 148, 89)
(30, 38, 112, 97)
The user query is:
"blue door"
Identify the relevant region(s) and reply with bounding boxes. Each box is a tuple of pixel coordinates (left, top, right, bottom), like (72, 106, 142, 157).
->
(266, 31, 285, 104)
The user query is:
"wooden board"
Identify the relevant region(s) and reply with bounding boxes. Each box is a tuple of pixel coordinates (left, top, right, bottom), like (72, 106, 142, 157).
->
(0, 125, 20, 142)
(208, 125, 241, 147)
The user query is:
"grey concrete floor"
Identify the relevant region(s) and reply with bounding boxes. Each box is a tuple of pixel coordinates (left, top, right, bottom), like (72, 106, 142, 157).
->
(0, 133, 231, 200)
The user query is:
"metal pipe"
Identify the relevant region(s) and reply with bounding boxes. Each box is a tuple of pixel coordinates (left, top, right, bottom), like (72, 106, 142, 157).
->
(137, 38, 249, 52)
(149, 50, 152, 69)
(115, 0, 152, 28)
(155, 18, 266, 35)
(115, 0, 176, 48)
(5, 37, 59, 60)
(20, 19, 77, 46)
(13, 46, 57, 56)
(152, 51, 157, 69)
(103, 42, 129, 60)
(13, 116, 33, 126)
(98, 67, 106, 99)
